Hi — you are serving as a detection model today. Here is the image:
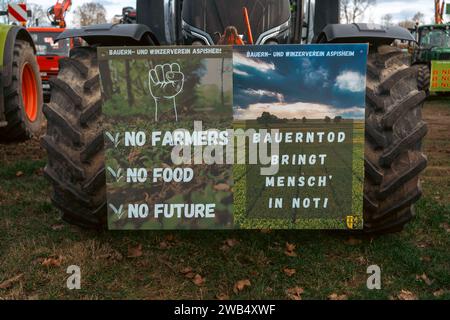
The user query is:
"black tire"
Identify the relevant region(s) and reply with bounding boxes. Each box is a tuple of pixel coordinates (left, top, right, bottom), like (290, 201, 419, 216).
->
(364, 45, 428, 233)
(44, 45, 428, 233)
(42, 47, 106, 229)
(0, 40, 44, 143)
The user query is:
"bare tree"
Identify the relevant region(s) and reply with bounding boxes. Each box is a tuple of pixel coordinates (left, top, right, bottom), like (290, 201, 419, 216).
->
(398, 20, 415, 29)
(412, 12, 425, 24)
(27, 3, 46, 26)
(381, 14, 393, 27)
(341, 0, 376, 23)
(72, 2, 107, 26)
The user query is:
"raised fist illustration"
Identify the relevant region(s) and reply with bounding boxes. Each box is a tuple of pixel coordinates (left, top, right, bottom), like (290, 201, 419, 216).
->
(149, 63, 185, 122)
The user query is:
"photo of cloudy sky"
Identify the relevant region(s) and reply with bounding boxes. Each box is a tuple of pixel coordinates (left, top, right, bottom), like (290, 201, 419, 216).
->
(233, 44, 368, 120)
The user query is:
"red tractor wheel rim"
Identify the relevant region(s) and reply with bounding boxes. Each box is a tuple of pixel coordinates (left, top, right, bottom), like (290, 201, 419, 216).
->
(21, 62, 38, 122)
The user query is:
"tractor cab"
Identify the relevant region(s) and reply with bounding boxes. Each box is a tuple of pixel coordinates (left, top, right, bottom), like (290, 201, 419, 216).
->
(28, 28, 71, 101)
(181, 0, 291, 45)
(416, 24, 450, 62)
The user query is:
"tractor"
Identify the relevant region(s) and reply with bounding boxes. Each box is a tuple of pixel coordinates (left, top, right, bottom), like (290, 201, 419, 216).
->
(0, 24, 43, 143)
(28, 0, 73, 102)
(43, 0, 428, 233)
(413, 23, 450, 92)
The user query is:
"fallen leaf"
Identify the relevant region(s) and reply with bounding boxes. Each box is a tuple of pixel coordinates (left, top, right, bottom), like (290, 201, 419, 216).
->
(328, 293, 348, 300)
(165, 234, 175, 242)
(98, 250, 123, 261)
(440, 222, 450, 233)
(286, 287, 304, 300)
(216, 293, 229, 300)
(285, 242, 297, 257)
(356, 256, 367, 265)
(0, 274, 24, 289)
(224, 238, 239, 248)
(184, 272, 196, 279)
(397, 290, 417, 300)
(433, 289, 445, 297)
(420, 256, 431, 262)
(214, 183, 230, 191)
(42, 256, 62, 267)
(416, 273, 433, 286)
(233, 279, 251, 293)
(127, 244, 143, 258)
(51, 224, 65, 231)
(180, 267, 193, 274)
(416, 242, 428, 248)
(283, 268, 296, 277)
(159, 241, 169, 249)
(34, 167, 44, 176)
(15, 171, 24, 177)
(345, 237, 362, 245)
(192, 274, 205, 286)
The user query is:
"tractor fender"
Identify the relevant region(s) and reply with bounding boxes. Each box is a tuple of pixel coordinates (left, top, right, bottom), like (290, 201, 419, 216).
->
(56, 23, 159, 46)
(1, 25, 36, 88)
(316, 23, 416, 45)
(0, 25, 36, 123)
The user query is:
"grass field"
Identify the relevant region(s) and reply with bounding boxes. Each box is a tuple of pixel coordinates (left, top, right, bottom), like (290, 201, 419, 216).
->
(0, 99, 449, 300)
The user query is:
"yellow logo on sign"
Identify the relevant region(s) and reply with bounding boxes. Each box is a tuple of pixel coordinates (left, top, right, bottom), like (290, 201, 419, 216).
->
(346, 215, 359, 229)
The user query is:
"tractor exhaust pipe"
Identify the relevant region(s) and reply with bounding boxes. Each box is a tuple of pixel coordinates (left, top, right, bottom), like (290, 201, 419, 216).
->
(243, 7, 254, 44)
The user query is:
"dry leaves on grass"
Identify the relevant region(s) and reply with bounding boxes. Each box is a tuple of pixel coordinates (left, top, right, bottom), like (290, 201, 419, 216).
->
(433, 289, 446, 297)
(283, 268, 296, 277)
(328, 293, 348, 300)
(51, 224, 65, 231)
(285, 242, 297, 257)
(286, 287, 304, 300)
(345, 237, 362, 245)
(41, 256, 63, 268)
(159, 234, 177, 249)
(97, 249, 123, 261)
(416, 273, 433, 286)
(214, 183, 230, 191)
(233, 279, 251, 293)
(0, 274, 24, 289)
(397, 290, 418, 300)
(15, 171, 24, 177)
(440, 222, 450, 233)
(180, 267, 196, 279)
(192, 274, 205, 286)
(127, 244, 143, 258)
(221, 238, 239, 251)
(216, 293, 230, 300)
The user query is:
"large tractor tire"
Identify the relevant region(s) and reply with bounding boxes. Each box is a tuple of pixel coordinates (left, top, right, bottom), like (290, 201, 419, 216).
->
(43, 45, 428, 233)
(417, 64, 430, 96)
(364, 45, 428, 233)
(42, 47, 106, 228)
(0, 40, 44, 143)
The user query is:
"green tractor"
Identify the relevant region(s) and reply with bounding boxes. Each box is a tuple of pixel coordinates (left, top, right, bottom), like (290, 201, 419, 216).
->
(0, 24, 43, 143)
(413, 23, 450, 92)
(42, 0, 428, 233)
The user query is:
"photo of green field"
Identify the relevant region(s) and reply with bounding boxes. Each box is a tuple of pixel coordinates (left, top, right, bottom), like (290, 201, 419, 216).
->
(233, 120, 364, 229)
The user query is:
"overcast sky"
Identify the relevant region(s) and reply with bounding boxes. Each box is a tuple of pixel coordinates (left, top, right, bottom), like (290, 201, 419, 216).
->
(5, 0, 442, 27)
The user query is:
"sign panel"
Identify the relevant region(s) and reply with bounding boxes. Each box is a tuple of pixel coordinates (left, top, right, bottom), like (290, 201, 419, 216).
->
(98, 44, 367, 230)
(431, 60, 450, 92)
(7, 3, 27, 23)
